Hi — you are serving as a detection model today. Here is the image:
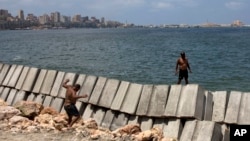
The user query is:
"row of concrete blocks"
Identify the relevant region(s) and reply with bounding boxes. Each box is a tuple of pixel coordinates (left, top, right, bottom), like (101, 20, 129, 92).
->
(0, 63, 250, 124)
(0, 86, 228, 141)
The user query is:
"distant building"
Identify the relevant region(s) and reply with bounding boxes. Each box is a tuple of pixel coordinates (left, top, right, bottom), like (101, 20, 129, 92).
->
(18, 10, 24, 20)
(39, 14, 50, 24)
(72, 14, 81, 22)
(26, 14, 38, 22)
(232, 20, 244, 27)
(51, 12, 60, 23)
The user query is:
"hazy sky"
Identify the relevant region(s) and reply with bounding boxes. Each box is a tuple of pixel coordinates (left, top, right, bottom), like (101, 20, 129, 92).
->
(1, 0, 249, 25)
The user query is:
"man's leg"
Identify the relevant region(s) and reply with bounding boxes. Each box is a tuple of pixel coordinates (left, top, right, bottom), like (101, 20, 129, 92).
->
(69, 115, 80, 127)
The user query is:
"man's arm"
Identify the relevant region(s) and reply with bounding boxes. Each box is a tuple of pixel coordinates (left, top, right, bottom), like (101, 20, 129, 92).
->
(62, 79, 70, 88)
(187, 60, 192, 73)
(175, 59, 179, 75)
(72, 92, 88, 99)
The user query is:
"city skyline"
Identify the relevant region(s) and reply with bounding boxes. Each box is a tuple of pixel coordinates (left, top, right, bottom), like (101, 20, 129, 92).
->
(1, 0, 250, 25)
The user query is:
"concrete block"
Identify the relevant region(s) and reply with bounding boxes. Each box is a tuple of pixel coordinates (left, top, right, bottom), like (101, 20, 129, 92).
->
(27, 93, 36, 101)
(136, 85, 153, 116)
(15, 66, 29, 90)
(92, 108, 106, 126)
(110, 113, 129, 131)
(203, 91, 213, 121)
(224, 91, 242, 124)
(40, 70, 57, 95)
(75, 74, 86, 86)
(238, 92, 250, 124)
(212, 91, 228, 122)
(22, 67, 39, 91)
(221, 124, 229, 141)
(88, 77, 107, 105)
(101, 110, 115, 129)
(51, 97, 64, 112)
(2, 64, 16, 86)
(1, 87, 10, 101)
(6, 89, 17, 105)
(140, 117, 153, 131)
(32, 69, 47, 93)
(43, 96, 53, 107)
(82, 104, 95, 120)
(8, 65, 24, 88)
(120, 83, 142, 114)
(14, 91, 25, 103)
(179, 120, 197, 141)
(164, 119, 183, 139)
(194, 121, 222, 141)
(0, 87, 4, 96)
(0, 64, 10, 85)
(147, 85, 169, 117)
(0, 63, 3, 71)
(164, 85, 182, 117)
(34, 94, 45, 104)
(177, 84, 205, 120)
(98, 79, 120, 108)
(128, 115, 139, 125)
(110, 81, 130, 111)
(50, 71, 65, 96)
(78, 75, 97, 103)
(153, 118, 166, 130)
(58, 72, 77, 98)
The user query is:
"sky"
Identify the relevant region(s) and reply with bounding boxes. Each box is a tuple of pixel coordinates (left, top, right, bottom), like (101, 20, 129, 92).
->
(1, 0, 249, 25)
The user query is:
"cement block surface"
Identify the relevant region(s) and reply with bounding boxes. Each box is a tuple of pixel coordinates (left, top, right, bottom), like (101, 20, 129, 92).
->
(1, 87, 10, 101)
(78, 75, 97, 103)
(15, 67, 29, 90)
(110, 81, 130, 111)
(203, 91, 213, 121)
(34, 94, 45, 104)
(140, 117, 153, 131)
(32, 69, 47, 93)
(110, 113, 129, 131)
(14, 91, 25, 103)
(120, 83, 142, 114)
(22, 67, 39, 91)
(88, 77, 107, 105)
(6, 89, 17, 105)
(2, 64, 16, 86)
(82, 104, 94, 120)
(164, 119, 183, 139)
(238, 92, 250, 124)
(164, 85, 182, 117)
(179, 120, 197, 141)
(101, 110, 115, 129)
(51, 97, 64, 112)
(92, 108, 106, 126)
(98, 79, 120, 108)
(8, 65, 24, 87)
(212, 91, 228, 122)
(40, 70, 57, 95)
(50, 71, 65, 96)
(177, 84, 204, 119)
(43, 96, 53, 107)
(147, 85, 169, 117)
(224, 91, 242, 124)
(0, 64, 10, 85)
(136, 85, 153, 116)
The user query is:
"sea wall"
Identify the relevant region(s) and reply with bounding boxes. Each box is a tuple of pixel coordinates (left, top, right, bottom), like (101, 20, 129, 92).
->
(1, 63, 249, 140)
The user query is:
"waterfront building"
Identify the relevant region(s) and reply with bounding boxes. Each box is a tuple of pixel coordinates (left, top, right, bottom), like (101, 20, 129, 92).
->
(18, 10, 24, 20)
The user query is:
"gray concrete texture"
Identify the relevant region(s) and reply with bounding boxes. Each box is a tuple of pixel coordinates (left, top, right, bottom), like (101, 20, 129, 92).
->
(2, 63, 249, 140)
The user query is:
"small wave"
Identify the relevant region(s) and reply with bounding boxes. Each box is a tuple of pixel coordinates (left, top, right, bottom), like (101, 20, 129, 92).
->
(12, 56, 23, 62)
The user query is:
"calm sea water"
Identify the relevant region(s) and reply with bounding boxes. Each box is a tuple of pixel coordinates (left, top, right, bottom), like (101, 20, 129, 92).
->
(1, 28, 250, 92)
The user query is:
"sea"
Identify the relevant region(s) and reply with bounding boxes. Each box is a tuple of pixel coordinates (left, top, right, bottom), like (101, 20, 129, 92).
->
(0, 27, 250, 92)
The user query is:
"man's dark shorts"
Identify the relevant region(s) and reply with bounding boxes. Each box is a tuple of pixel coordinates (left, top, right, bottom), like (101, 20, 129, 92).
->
(64, 104, 80, 116)
(179, 69, 188, 80)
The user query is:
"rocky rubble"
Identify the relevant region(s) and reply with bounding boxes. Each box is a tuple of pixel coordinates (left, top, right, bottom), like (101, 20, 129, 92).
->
(0, 98, 177, 141)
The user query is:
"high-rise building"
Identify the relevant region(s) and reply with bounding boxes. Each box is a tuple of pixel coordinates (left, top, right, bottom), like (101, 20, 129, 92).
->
(18, 9, 24, 20)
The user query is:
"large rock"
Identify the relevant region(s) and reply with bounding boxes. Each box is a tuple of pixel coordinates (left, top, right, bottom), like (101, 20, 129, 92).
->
(40, 107, 59, 116)
(133, 127, 164, 141)
(0, 106, 21, 120)
(112, 124, 141, 137)
(13, 101, 44, 119)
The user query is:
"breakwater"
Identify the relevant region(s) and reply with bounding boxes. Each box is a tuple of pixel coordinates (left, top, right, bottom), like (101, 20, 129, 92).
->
(1, 63, 249, 140)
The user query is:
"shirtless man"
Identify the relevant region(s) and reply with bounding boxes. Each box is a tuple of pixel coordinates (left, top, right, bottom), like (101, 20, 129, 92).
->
(62, 79, 88, 127)
(175, 52, 192, 84)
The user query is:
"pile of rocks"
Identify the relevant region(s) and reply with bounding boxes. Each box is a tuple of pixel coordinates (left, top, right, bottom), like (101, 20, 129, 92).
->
(0, 98, 177, 141)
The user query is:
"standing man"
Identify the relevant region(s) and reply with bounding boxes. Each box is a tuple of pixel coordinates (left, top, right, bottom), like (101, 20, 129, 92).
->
(62, 79, 88, 127)
(175, 52, 192, 84)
